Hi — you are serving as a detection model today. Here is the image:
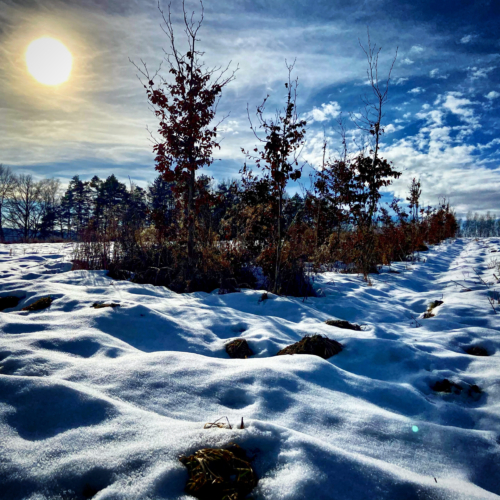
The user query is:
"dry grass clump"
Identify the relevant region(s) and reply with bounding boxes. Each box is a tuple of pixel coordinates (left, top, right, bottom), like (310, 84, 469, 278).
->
(225, 339, 254, 359)
(277, 334, 343, 359)
(423, 300, 443, 319)
(465, 345, 489, 356)
(91, 302, 121, 309)
(179, 444, 257, 500)
(22, 296, 53, 312)
(325, 319, 361, 331)
(0, 296, 22, 311)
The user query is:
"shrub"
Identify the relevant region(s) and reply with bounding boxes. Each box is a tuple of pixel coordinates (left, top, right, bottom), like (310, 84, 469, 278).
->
(179, 445, 258, 500)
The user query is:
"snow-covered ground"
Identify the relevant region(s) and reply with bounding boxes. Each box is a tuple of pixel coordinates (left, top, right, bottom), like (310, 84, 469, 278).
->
(1, 239, 499, 500)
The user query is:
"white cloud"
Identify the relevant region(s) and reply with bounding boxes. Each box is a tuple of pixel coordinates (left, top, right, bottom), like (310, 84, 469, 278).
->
(478, 138, 500, 150)
(401, 58, 414, 65)
(486, 91, 500, 100)
(305, 101, 341, 123)
(469, 66, 496, 80)
(408, 87, 424, 94)
(429, 68, 449, 79)
(460, 35, 473, 44)
(441, 92, 474, 118)
(380, 90, 499, 216)
(384, 123, 404, 134)
(395, 77, 408, 85)
(410, 45, 424, 54)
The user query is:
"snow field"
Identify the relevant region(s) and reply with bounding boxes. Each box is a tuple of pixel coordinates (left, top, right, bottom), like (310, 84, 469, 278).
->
(0, 238, 499, 499)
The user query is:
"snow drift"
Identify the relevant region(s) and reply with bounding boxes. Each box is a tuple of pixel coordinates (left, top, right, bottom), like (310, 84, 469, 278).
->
(0, 239, 499, 499)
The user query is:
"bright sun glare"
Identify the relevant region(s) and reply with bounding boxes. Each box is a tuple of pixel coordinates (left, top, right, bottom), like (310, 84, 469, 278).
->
(26, 37, 72, 86)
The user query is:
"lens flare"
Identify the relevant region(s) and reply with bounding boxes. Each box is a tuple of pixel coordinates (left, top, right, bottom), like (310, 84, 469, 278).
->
(26, 37, 72, 86)
(412, 425, 419, 433)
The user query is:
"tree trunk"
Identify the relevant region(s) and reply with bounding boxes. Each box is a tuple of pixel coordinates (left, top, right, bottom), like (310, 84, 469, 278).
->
(187, 168, 195, 275)
(0, 203, 4, 242)
(274, 190, 283, 294)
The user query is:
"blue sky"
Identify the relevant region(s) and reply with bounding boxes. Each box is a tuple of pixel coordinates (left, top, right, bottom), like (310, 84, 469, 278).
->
(0, 0, 499, 216)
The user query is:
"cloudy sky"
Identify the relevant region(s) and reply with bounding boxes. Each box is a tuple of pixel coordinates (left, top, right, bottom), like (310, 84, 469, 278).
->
(1, 0, 499, 217)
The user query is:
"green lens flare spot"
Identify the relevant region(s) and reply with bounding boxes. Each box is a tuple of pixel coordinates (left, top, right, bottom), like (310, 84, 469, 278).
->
(412, 425, 419, 433)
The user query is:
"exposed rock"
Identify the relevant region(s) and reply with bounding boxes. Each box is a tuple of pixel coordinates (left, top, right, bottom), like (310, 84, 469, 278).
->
(432, 379, 463, 394)
(465, 345, 489, 356)
(325, 319, 361, 331)
(277, 334, 343, 359)
(0, 296, 22, 311)
(91, 302, 121, 309)
(226, 339, 254, 359)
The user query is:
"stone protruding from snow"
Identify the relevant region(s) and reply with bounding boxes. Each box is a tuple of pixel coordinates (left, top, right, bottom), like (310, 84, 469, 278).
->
(465, 345, 489, 356)
(325, 319, 361, 331)
(277, 334, 343, 359)
(225, 338, 254, 359)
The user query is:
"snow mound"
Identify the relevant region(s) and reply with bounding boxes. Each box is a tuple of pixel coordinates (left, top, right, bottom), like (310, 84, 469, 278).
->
(0, 239, 500, 499)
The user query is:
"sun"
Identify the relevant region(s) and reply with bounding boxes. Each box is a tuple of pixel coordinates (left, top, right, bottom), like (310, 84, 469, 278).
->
(26, 37, 72, 86)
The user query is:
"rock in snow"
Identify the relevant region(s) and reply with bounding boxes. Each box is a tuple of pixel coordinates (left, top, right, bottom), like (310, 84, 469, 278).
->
(0, 238, 500, 499)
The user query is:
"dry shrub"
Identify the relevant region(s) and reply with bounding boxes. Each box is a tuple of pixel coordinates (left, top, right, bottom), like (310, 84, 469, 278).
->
(179, 444, 257, 500)
(22, 296, 53, 311)
(423, 300, 443, 319)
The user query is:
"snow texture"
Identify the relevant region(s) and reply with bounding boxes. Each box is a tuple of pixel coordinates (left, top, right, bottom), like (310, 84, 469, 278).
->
(0, 239, 499, 499)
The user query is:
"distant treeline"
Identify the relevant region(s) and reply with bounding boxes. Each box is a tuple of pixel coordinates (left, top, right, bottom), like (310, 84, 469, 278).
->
(458, 212, 500, 238)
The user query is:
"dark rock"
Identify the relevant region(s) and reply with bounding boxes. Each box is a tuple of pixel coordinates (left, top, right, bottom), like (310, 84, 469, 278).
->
(0, 296, 22, 311)
(468, 384, 482, 396)
(325, 319, 361, 331)
(432, 379, 463, 394)
(277, 335, 343, 359)
(91, 302, 121, 309)
(465, 346, 489, 356)
(226, 339, 254, 359)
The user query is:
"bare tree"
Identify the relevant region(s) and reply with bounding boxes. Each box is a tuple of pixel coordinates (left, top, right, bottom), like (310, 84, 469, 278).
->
(0, 165, 16, 241)
(352, 30, 399, 228)
(5, 174, 43, 240)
